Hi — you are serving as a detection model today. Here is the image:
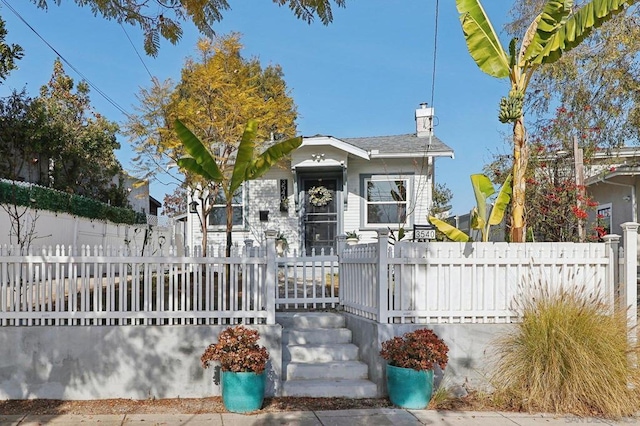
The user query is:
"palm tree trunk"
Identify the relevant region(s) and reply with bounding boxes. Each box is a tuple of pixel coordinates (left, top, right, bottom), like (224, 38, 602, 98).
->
(511, 116, 528, 242)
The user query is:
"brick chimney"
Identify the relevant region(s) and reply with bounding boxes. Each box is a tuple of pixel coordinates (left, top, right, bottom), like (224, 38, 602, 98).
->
(415, 103, 434, 138)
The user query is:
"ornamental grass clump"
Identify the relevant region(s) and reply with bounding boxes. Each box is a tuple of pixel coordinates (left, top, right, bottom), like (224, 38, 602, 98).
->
(380, 328, 449, 371)
(201, 325, 269, 374)
(491, 281, 640, 418)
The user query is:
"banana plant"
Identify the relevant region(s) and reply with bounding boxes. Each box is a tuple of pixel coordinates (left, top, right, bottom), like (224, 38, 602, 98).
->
(175, 119, 302, 256)
(456, 0, 636, 242)
(429, 173, 512, 242)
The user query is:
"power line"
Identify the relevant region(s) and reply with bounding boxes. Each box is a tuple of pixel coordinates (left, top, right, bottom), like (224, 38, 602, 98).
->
(413, 0, 441, 223)
(430, 0, 440, 111)
(120, 23, 154, 80)
(0, 0, 131, 118)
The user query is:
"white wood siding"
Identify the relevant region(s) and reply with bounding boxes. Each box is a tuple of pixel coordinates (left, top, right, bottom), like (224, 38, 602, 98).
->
(189, 156, 435, 248)
(189, 167, 300, 251)
(344, 157, 432, 243)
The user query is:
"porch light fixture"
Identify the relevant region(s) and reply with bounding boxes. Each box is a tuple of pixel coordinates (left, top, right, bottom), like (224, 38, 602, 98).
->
(189, 200, 199, 214)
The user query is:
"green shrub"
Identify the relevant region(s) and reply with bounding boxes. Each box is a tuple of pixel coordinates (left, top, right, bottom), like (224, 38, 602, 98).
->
(490, 281, 640, 418)
(0, 180, 145, 225)
(0, 181, 30, 205)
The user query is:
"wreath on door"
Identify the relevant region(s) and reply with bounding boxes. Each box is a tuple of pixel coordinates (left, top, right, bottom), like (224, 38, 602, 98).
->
(308, 186, 332, 207)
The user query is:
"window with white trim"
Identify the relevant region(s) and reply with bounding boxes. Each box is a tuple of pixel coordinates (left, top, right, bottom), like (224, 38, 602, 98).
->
(363, 176, 411, 227)
(208, 186, 244, 228)
(596, 203, 612, 237)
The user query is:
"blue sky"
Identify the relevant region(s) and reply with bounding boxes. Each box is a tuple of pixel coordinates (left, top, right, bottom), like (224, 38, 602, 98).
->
(0, 1, 515, 215)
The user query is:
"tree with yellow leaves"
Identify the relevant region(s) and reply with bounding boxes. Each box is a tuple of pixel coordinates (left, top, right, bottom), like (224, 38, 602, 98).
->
(126, 33, 298, 253)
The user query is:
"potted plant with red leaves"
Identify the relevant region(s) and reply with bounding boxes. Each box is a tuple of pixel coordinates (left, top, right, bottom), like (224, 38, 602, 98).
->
(201, 325, 269, 413)
(380, 328, 449, 409)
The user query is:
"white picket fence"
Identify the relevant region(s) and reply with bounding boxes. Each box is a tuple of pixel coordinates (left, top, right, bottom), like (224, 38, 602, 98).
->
(0, 235, 338, 327)
(0, 243, 274, 326)
(0, 226, 637, 328)
(340, 227, 636, 326)
(275, 249, 339, 310)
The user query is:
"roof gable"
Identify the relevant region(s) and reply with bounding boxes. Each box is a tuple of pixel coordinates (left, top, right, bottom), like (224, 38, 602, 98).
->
(301, 136, 369, 159)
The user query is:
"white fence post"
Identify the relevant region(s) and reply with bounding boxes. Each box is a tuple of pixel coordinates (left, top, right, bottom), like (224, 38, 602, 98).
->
(621, 222, 638, 346)
(336, 234, 346, 306)
(265, 229, 277, 325)
(602, 234, 620, 309)
(336, 234, 347, 256)
(376, 229, 389, 324)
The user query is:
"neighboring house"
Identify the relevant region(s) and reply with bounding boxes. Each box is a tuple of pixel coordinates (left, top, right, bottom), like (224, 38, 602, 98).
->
(184, 104, 454, 255)
(120, 174, 162, 225)
(586, 146, 640, 238)
(436, 146, 640, 244)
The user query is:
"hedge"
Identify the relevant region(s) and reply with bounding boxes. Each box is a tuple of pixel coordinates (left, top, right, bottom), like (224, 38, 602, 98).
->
(0, 180, 147, 225)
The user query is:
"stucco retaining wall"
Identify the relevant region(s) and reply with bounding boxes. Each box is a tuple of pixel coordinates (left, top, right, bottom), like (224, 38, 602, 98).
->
(0, 325, 282, 400)
(344, 313, 513, 396)
(0, 316, 518, 400)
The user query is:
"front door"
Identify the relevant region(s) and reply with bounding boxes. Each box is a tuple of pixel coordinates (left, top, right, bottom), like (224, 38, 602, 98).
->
(303, 178, 338, 255)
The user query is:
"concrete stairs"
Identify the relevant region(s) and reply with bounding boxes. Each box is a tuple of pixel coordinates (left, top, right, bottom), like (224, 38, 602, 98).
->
(278, 312, 377, 398)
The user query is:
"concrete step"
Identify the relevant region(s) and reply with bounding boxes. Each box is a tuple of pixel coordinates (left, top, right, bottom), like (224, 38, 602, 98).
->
(279, 312, 378, 398)
(286, 360, 369, 381)
(281, 379, 378, 398)
(283, 328, 352, 345)
(290, 312, 345, 329)
(285, 343, 359, 363)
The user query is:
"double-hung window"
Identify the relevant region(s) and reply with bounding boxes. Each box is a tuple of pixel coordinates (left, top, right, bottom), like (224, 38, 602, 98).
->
(208, 185, 244, 228)
(363, 175, 411, 227)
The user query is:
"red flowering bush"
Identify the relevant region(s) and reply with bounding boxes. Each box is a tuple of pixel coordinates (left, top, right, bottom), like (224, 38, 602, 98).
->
(486, 104, 610, 242)
(201, 325, 269, 374)
(380, 328, 449, 371)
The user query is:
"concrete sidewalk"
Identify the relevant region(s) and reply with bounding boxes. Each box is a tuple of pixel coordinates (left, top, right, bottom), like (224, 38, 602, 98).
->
(1, 408, 638, 425)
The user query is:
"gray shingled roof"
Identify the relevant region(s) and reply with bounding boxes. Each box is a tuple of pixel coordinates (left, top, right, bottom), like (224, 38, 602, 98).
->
(341, 133, 453, 156)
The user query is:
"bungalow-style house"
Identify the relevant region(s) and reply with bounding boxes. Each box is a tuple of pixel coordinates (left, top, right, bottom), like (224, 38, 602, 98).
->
(183, 104, 454, 255)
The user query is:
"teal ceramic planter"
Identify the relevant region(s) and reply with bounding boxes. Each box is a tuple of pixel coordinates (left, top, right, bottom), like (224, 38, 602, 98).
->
(221, 371, 266, 413)
(386, 364, 434, 409)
